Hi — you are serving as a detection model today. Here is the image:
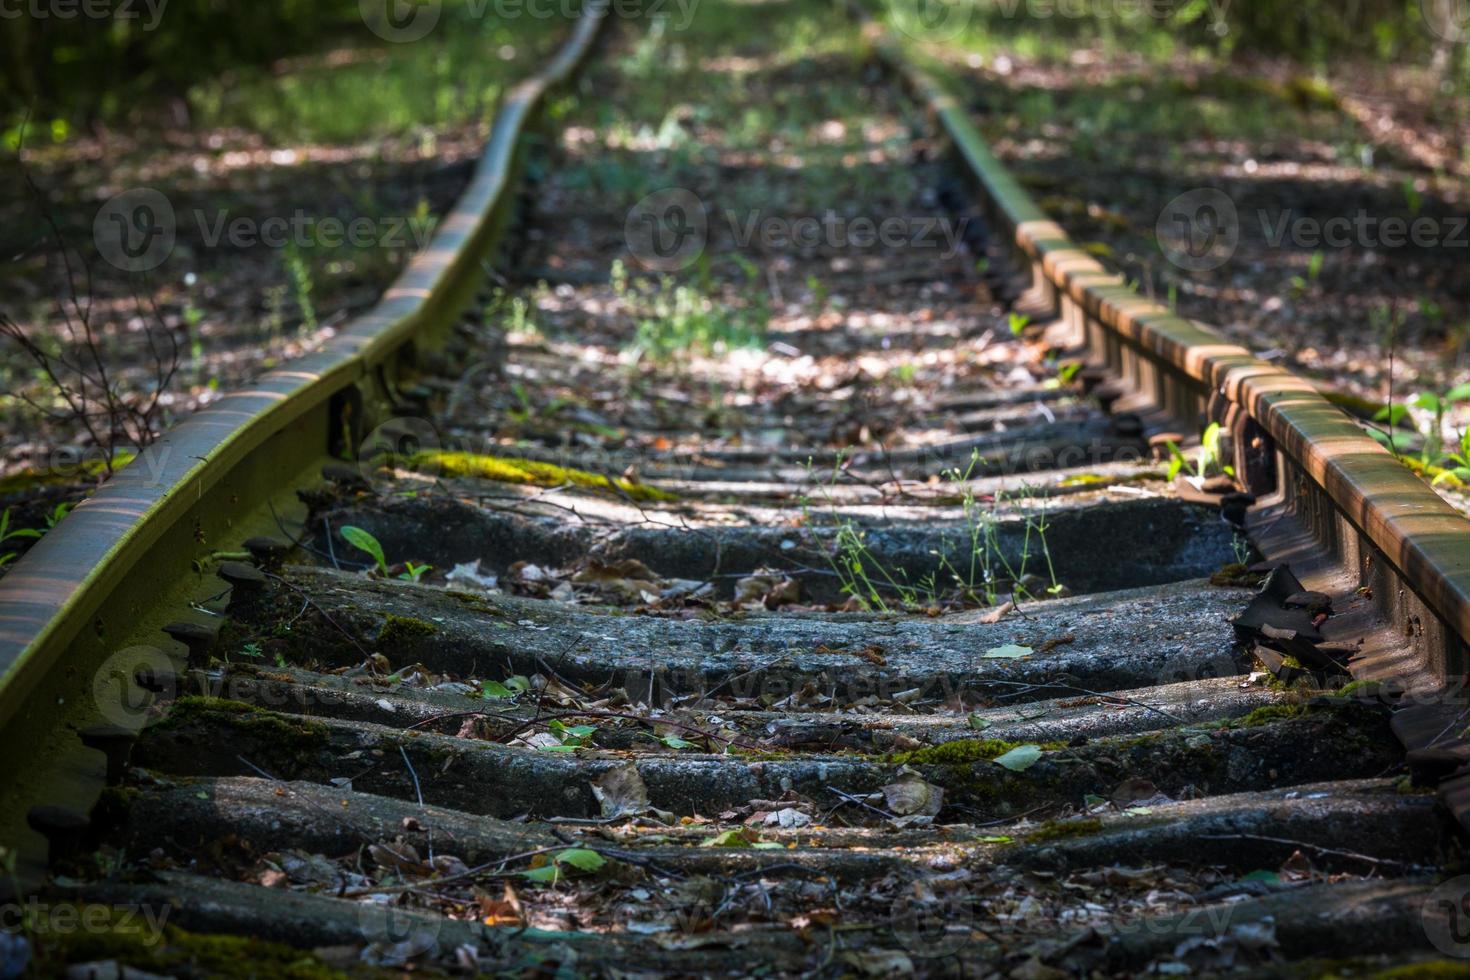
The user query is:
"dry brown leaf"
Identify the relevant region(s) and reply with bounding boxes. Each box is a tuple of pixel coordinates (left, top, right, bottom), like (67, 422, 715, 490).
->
(882, 770, 944, 817)
(591, 762, 650, 820)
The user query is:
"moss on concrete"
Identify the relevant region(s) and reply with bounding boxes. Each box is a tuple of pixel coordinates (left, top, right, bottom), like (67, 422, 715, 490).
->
(34, 909, 354, 979)
(401, 450, 676, 502)
(155, 697, 328, 750)
(377, 614, 438, 648)
(1023, 817, 1104, 843)
(892, 738, 1064, 767)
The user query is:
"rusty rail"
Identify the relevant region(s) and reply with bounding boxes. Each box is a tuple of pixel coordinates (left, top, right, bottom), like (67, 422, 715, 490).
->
(876, 38, 1470, 690)
(0, 2, 607, 874)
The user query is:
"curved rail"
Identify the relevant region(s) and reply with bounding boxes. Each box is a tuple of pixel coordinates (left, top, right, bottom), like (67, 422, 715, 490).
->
(0, 6, 607, 736)
(875, 36, 1470, 683)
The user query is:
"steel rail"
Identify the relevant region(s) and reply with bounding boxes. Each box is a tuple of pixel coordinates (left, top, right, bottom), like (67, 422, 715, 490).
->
(874, 36, 1470, 684)
(0, 2, 607, 834)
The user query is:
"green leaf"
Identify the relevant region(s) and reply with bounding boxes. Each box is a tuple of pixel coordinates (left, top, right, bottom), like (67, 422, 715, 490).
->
(751, 842, 786, 850)
(1415, 392, 1444, 414)
(976, 835, 1012, 844)
(661, 734, 694, 750)
(983, 644, 1032, 660)
(1444, 383, 1470, 403)
(504, 675, 532, 693)
(481, 680, 514, 699)
(700, 830, 753, 848)
(555, 848, 607, 872)
(966, 713, 990, 730)
(519, 865, 561, 882)
(992, 744, 1043, 771)
(538, 744, 577, 753)
(339, 525, 387, 573)
(1373, 404, 1410, 426)
(1083, 794, 1107, 808)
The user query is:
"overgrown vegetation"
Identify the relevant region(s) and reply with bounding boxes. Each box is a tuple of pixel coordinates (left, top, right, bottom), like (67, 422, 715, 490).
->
(1369, 383, 1470, 488)
(613, 259, 769, 363)
(807, 449, 1063, 612)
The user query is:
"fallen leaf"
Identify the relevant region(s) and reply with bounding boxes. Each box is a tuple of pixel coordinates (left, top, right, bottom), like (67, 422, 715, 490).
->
(882, 771, 944, 817)
(1036, 634, 1076, 654)
(591, 763, 651, 820)
(992, 744, 1043, 771)
(734, 568, 801, 608)
(984, 643, 1033, 660)
(446, 560, 498, 591)
(979, 600, 1014, 624)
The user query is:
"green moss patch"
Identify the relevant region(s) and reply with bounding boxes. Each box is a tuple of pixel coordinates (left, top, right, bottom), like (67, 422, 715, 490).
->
(378, 614, 438, 648)
(1023, 817, 1104, 843)
(155, 697, 328, 749)
(33, 908, 352, 979)
(892, 738, 1065, 767)
(1210, 562, 1267, 587)
(399, 450, 676, 502)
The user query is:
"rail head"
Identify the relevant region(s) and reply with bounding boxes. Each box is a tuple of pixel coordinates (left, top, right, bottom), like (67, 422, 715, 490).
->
(877, 36, 1470, 658)
(0, 3, 609, 733)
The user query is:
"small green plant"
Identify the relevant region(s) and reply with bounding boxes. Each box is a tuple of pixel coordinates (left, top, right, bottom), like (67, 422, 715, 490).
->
(182, 274, 207, 362)
(0, 508, 44, 569)
(338, 525, 434, 581)
(399, 562, 433, 583)
(1289, 251, 1324, 296)
(283, 242, 317, 334)
(1008, 312, 1031, 337)
(1402, 178, 1423, 217)
(809, 450, 1062, 612)
(613, 259, 768, 362)
(488, 288, 537, 335)
(1165, 422, 1235, 482)
(339, 525, 387, 575)
(241, 642, 265, 659)
(806, 274, 828, 311)
(540, 719, 598, 751)
(1370, 383, 1470, 486)
(42, 502, 73, 529)
(1232, 533, 1251, 566)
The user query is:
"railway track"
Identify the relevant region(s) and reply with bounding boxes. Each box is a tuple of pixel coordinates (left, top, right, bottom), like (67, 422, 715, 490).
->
(4, 1, 1470, 976)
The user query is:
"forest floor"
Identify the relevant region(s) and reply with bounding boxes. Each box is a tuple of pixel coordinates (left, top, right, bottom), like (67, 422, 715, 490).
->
(2, 0, 1469, 559)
